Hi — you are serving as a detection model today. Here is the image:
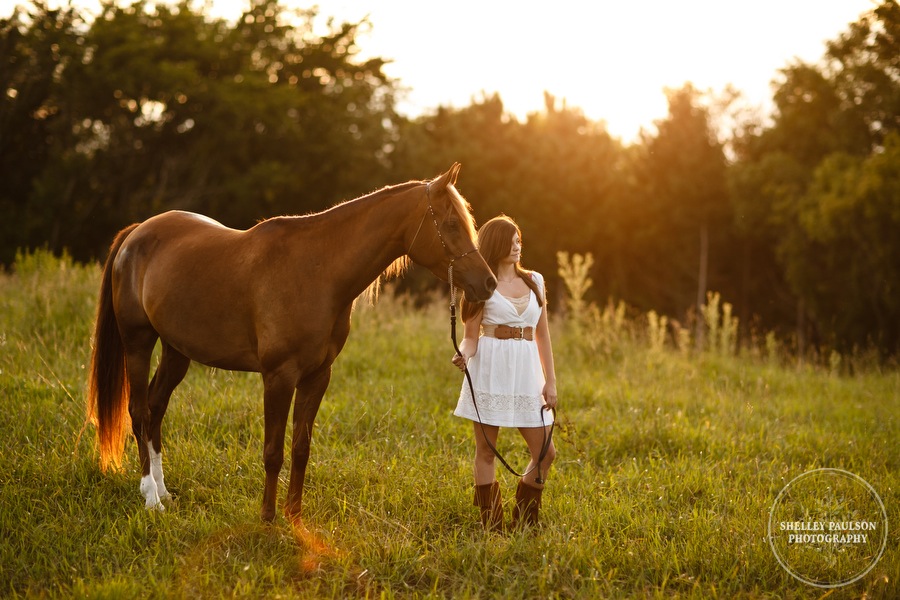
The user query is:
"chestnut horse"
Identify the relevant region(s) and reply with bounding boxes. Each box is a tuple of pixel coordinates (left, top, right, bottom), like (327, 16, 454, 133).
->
(87, 163, 496, 522)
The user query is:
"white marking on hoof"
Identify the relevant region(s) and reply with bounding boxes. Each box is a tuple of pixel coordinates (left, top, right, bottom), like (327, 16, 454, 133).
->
(140, 474, 164, 511)
(148, 443, 171, 500)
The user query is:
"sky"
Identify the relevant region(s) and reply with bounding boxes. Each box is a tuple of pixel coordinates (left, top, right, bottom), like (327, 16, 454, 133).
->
(2, 0, 878, 141)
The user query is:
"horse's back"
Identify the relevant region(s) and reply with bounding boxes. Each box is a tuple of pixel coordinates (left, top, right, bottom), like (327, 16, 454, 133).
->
(118, 210, 261, 270)
(114, 211, 267, 371)
(125, 210, 239, 248)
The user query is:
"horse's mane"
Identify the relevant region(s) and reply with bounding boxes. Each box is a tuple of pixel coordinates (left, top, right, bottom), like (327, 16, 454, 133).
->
(446, 183, 478, 243)
(258, 179, 476, 306)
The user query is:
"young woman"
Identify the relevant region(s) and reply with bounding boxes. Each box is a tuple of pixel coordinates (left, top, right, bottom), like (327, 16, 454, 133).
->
(451, 215, 558, 531)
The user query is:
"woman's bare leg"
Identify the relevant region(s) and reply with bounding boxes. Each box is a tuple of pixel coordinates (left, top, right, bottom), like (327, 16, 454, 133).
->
(472, 422, 500, 485)
(517, 425, 556, 488)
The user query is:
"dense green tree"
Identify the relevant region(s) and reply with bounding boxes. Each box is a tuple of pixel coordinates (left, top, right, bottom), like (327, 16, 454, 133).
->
(628, 84, 732, 327)
(0, 3, 86, 262)
(727, 147, 806, 339)
(729, 0, 900, 355)
(514, 93, 624, 281)
(826, 0, 900, 150)
(1, 0, 398, 261)
(790, 134, 900, 353)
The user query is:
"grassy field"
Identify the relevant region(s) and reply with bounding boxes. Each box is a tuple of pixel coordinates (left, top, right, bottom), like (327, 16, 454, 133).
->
(0, 251, 897, 599)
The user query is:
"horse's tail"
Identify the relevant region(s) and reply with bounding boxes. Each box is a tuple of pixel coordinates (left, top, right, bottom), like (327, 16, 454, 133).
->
(87, 223, 139, 473)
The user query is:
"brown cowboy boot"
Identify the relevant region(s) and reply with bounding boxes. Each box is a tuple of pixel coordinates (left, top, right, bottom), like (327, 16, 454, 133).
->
(511, 480, 543, 528)
(473, 481, 504, 532)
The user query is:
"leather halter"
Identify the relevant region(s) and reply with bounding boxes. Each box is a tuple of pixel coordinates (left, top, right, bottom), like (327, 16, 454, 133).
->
(407, 182, 479, 266)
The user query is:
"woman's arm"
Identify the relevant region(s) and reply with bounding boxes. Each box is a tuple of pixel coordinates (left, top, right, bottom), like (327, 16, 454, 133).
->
(452, 309, 483, 371)
(535, 302, 558, 409)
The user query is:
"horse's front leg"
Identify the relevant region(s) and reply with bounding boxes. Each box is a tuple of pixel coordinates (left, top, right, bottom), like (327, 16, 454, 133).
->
(285, 364, 331, 523)
(261, 368, 297, 522)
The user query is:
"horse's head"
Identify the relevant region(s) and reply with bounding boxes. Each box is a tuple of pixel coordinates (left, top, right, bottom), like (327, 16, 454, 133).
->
(408, 164, 496, 302)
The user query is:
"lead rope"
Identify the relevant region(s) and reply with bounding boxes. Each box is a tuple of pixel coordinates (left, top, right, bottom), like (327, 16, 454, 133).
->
(448, 264, 555, 484)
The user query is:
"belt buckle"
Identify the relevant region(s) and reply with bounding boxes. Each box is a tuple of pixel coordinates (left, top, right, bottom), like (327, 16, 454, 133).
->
(513, 326, 524, 340)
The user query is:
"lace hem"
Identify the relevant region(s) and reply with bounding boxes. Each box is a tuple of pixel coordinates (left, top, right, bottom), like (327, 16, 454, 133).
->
(462, 389, 542, 412)
(454, 390, 553, 427)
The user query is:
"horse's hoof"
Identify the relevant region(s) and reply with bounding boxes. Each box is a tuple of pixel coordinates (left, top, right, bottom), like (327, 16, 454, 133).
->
(140, 475, 164, 511)
(285, 511, 303, 529)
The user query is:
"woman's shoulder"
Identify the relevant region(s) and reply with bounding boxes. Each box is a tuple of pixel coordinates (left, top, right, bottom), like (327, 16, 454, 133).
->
(520, 269, 545, 301)
(523, 269, 544, 286)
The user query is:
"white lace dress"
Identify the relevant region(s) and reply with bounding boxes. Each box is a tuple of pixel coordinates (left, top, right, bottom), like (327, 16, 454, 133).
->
(454, 271, 554, 428)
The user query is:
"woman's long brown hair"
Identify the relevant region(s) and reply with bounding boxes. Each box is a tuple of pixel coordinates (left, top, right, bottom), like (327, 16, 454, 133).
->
(461, 215, 543, 322)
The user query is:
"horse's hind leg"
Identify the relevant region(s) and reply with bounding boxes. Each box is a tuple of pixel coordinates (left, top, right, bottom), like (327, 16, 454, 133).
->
(121, 327, 162, 510)
(147, 342, 191, 501)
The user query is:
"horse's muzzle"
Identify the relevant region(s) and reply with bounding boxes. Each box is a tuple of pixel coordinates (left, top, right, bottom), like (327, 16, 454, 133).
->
(467, 275, 496, 302)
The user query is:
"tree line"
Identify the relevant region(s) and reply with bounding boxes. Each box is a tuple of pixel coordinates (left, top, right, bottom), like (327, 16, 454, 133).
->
(2, 0, 899, 357)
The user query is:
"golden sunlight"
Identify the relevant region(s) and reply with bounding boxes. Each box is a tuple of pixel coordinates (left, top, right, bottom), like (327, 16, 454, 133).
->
(286, 0, 874, 140)
(3, 0, 875, 141)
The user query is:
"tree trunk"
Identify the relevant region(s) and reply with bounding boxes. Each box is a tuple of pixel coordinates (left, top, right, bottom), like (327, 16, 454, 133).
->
(739, 239, 751, 350)
(797, 297, 806, 365)
(695, 223, 709, 350)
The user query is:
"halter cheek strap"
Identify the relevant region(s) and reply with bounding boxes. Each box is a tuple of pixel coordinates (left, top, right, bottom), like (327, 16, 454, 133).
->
(426, 183, 479, 265)
(408, 182, 479, 268)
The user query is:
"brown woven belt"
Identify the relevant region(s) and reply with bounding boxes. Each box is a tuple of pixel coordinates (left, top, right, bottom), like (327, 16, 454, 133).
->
(481, 324, 534, 341)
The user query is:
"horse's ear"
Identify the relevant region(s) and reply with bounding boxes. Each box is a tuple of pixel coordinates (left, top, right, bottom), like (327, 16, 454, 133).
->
(448, 162, 461, 185)
(432, 163, 462, 191)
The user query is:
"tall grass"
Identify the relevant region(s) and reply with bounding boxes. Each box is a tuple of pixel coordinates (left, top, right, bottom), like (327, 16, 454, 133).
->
(0, 250, 897, 598)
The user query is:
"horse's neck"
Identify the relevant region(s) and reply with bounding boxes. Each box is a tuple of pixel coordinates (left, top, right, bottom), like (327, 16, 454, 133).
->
(284, 187, 420, 300)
